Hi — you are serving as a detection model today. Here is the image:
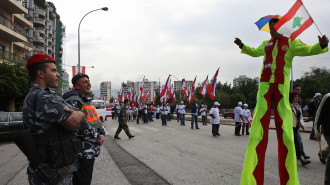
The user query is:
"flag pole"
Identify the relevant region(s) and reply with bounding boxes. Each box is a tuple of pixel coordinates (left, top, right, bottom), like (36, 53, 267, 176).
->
(301, 1, 323, 36)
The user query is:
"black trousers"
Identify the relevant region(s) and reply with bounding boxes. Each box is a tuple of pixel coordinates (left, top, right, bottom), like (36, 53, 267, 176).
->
(212, 124, 220, 136)
(73, 159, 95, 185)
(235, 122, 242, 135)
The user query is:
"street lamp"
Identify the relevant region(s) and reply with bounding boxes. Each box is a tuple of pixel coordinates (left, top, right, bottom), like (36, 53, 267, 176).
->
(169, 74, 182, 102)
(78, 7, 108, 74)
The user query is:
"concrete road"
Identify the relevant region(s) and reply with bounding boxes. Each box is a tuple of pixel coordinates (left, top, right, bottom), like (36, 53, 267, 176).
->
(105, 117, 327, 185)
(1, 116, 327, 185)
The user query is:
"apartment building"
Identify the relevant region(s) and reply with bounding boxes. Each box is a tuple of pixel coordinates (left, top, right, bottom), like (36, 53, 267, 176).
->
(0, 0, 33, 62)
(173, 80, 193, 92)
(136, 79, 158, 102)
(100, 81, 111, 101)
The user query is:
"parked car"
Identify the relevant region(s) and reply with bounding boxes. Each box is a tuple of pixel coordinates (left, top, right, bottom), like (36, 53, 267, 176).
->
(223, 112, 234, 119)
(0, 112, 25, 139)
(91, 100, 107, 122)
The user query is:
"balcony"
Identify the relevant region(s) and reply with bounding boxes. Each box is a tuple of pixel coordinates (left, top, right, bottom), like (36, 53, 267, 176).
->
(0, 50, 28, 63)
(0, 14, 27, 42)
(13, 41, 33, 52)
(34, 27, 45, 35)
(34, 7, 46, 18)
(34, 18, 45, 27)
(0, 0, 28, 14)
(14, 14, 33, 28)
(33, 35, 45, 46)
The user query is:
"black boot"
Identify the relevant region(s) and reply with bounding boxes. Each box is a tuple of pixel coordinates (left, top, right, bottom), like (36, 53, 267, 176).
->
(298, 157, 311, 166)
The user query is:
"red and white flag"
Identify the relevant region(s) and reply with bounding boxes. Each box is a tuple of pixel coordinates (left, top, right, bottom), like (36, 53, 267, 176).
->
(160, 75, 171, 97)
(140, 76, 145, 95)
(199, 75, 209, 98)
(142, 90, 149, 104)
(188, 89, 195, 104)
(274, 0, 314, 40)
(72, 66, 85, 76)
(181, 79, 188, 100)
(173, 94, 176, 103)
(207, 68, 219, 100)
(153, 90, 156, 106)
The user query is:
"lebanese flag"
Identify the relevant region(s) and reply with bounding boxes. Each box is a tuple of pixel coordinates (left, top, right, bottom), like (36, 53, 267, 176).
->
(207, 68, 219, 100)
(142, 90, 149, 103)
(274, 0, 314, 40)
(188, 89, 195, 104)
(120, 93, 124, 104)
(72, 66, 85, 76)
(173, 94, 176, 103)
(159, 85, 164, 96)
(181, 79, 188, 100)
(191, 76, 196, 91)
(153, 90, 156, 106)
(166, 92, 170, 102)
(140, 76, 145, 94)
(160, 75, 171, 97)
(128, 84, 133, 101)
(199, 75, 209, 98)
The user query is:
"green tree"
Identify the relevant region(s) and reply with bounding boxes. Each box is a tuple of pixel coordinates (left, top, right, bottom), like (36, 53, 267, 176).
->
(0, 60, 29, 111)
(294, 66, 330, 106)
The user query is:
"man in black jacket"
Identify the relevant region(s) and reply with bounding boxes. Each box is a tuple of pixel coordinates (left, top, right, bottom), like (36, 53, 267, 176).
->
(315, 93, 330, 184)
(309, 93, 323, 140)
(191, 99, 200, 129)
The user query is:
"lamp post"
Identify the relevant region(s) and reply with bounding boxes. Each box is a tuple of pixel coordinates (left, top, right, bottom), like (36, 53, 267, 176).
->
(78, 7, 108, 74)
(169, 74, 182, 102)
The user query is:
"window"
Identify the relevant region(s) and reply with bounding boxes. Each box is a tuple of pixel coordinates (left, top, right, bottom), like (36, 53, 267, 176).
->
(10, 113, 22, 122)
(0, 114, 9, 122)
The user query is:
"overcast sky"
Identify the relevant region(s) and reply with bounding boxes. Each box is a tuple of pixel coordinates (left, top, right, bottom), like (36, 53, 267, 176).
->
(48, 0, 330, 91)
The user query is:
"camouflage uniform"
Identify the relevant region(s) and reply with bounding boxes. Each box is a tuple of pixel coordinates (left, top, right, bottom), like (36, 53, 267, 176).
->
(115, 105, 133, 138)
(63, 90, 105, 159)
(63, 90, 105, 185)
(23, 84, 79, 185)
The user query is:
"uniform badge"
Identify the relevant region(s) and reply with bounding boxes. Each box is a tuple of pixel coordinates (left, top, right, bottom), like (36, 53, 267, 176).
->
(282, 45, 289, 51)
(266, 42, 273, 47)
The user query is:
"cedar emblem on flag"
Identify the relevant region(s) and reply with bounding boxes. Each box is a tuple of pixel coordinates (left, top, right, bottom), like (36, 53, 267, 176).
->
(274, 0, 314, 40)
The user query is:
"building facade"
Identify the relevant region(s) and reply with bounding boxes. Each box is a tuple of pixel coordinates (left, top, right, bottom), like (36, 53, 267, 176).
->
(0, 0, 33, 62)
(173, 80, 193, 91)
(137, 79, 158, 102)
(100, 81, 111, 101)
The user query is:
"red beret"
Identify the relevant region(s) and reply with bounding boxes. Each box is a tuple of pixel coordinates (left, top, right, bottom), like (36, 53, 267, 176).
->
(26, 54, 56, 69)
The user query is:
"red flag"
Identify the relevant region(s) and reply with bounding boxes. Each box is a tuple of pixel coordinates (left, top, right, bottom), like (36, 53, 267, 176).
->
(274, 0, 314, 40)
(72, 66, 86, 76)
(181, 79, 188, 100)
(173, 94, 176, 103)
(207, 68, 219, 100)
(199, 75, 209, 98)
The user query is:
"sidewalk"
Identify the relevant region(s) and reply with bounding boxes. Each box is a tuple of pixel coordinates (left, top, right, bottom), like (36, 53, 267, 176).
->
(181, 114, 314, 133)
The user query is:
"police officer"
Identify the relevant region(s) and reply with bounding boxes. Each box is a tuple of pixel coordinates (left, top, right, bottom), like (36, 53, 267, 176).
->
(63, 73, 106, 185)
(114, 99, 135, 139)
(22, 54, 85, 185)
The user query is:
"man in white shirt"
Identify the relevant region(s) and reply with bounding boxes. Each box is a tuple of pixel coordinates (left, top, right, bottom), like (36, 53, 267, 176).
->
(234, 102, 244, 136)
(209, 102, 221, 137)
(178, 101, 186, 126)
(242, 104, 252, 135)
(160, 103, 168, 126)
(200, 104, 207, 125)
